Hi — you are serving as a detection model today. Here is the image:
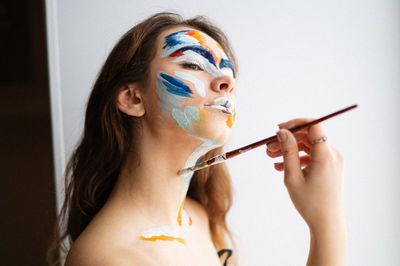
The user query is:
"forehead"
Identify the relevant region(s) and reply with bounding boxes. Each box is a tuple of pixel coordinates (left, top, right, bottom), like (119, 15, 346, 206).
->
(157, 27, 226, 57)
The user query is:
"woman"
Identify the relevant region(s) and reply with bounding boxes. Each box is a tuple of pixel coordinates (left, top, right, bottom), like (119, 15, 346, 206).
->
(47, 12, 346, 265)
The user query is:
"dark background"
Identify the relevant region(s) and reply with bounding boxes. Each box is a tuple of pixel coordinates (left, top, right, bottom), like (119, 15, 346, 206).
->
(0, 0, 57, 265)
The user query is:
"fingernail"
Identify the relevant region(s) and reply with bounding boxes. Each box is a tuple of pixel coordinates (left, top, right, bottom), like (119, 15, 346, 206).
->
(278, 121, 288, 129)
(277, 130, 287, 142)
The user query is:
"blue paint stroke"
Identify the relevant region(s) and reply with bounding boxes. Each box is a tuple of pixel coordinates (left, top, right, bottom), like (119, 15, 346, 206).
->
(163, 31, 217, 67)
(219, 58, 235, 76)
(163, 30, 192, 50)
(156, 76, 183, 112)
(174, 71, 206, 98)
(160, 73, 193, 98)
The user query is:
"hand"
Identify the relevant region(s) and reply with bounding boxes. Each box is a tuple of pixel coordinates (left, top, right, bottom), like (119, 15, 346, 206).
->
(266, 118, 345, 233)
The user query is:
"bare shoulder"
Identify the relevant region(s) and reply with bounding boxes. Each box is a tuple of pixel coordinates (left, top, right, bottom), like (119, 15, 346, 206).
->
(65, 231, 151, 266)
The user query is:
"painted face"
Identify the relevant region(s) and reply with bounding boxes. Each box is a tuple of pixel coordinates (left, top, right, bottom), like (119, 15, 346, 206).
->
(150, 27, 237, 144)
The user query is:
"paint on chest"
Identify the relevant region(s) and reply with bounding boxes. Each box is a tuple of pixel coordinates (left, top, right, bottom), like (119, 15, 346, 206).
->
(137, 225, 185, 244)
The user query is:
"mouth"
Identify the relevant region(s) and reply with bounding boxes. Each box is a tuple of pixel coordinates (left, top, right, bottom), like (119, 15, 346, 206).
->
(205, 97, 234, 115)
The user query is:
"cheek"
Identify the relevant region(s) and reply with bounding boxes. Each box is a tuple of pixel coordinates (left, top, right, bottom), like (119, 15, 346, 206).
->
(156, 71, 202, 129)
(191, 107, 235, 134)
(156, 71, 192, 112)
(174, 71, 206, 98)
(156, 70, 235, 134)
(171, 106, 202, 129)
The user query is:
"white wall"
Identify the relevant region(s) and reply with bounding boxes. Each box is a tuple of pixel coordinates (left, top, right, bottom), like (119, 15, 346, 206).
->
(46, 0, 400, 265)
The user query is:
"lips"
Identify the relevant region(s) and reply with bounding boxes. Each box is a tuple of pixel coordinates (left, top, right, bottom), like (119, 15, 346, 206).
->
(205, 97, 234, 115)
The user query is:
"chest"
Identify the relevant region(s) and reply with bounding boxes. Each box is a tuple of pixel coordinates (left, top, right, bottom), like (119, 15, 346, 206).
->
(135, 229, 222, 266)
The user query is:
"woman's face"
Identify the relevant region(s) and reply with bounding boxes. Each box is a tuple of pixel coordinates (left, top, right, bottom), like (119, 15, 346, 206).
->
(144, 26, 236, 145)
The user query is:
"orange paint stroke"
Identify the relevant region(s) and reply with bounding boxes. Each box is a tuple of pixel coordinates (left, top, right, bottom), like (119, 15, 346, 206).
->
(138, 235, 186, 244)
(188, 213, 193, 226)
(178, 197, 193, 226)
(198, 108, 207, 121)
(186, 30, 206, 43)
(177, 197, 186, 226)
(225, 108, 236, 128)
(183, 207, 193, 226)
(186, 30, 219, 68)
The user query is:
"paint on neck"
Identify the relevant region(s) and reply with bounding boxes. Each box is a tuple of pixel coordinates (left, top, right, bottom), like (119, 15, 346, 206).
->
(176, 136, 222, 226)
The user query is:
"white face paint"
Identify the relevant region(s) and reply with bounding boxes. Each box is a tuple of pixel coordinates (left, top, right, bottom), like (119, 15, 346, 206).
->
(155, 28, 236, 136)
(170, 50, 226, 78)
(175, 136, 222, 226)
(156, 71, 185, 112)
(161, 33, 199, 58)
(171, 106, 201, 129)
(205, 96, 235, 115)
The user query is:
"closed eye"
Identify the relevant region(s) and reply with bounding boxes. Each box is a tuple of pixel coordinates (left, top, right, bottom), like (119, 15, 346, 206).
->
(181, 62, 203, 71)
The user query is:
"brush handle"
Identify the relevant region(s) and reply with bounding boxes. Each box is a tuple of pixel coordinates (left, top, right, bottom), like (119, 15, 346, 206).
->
(178, 104, 358, 175)
(225, 104, 358, 159)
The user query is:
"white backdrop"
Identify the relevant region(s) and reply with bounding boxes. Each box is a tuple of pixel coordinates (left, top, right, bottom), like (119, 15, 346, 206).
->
(46, 0, 400, 265)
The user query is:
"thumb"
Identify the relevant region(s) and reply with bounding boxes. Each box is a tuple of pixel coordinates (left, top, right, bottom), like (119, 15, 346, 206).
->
(277, 129, 302, 186)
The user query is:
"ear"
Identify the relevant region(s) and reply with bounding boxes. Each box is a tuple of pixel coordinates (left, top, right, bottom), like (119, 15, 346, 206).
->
(117, 83, 145, 117)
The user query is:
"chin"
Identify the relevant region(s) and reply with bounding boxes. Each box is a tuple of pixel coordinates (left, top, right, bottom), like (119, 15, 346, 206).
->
(190, 113, 233, 144)
(169, 105, 235, 145)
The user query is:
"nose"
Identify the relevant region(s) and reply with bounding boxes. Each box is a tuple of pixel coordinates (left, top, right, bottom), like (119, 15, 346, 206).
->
(210, 75, 235, 95)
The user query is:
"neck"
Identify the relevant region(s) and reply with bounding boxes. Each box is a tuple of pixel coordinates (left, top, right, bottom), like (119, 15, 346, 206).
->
(108, 125, 221, 227)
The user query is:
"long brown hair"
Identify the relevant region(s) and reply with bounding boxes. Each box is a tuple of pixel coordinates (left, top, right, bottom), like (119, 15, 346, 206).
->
(47, 12, 238, 265)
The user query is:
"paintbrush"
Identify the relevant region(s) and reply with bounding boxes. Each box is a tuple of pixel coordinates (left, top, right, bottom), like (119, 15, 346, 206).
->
(178, 104, 358, 176)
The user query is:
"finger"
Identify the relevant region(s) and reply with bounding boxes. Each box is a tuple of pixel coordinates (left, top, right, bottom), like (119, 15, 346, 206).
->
(278, 118, 314, 130)
(266, 141, 310, 158)
(274, 155, 311, 171)
(279, 118, 331, 163)
(266, 140, 280, 152)
(294, 131, 312, 148)
(307, 122, 331, 162)
(298, 142, 311, 154)
(267, 131, 312, 153)
(276, 129, 302, 186)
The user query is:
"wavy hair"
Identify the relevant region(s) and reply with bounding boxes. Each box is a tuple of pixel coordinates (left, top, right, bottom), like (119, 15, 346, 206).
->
(47, 11, 238, 265)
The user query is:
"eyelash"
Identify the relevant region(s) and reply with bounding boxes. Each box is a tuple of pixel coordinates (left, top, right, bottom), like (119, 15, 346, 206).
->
(181, 62, 203, 71)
